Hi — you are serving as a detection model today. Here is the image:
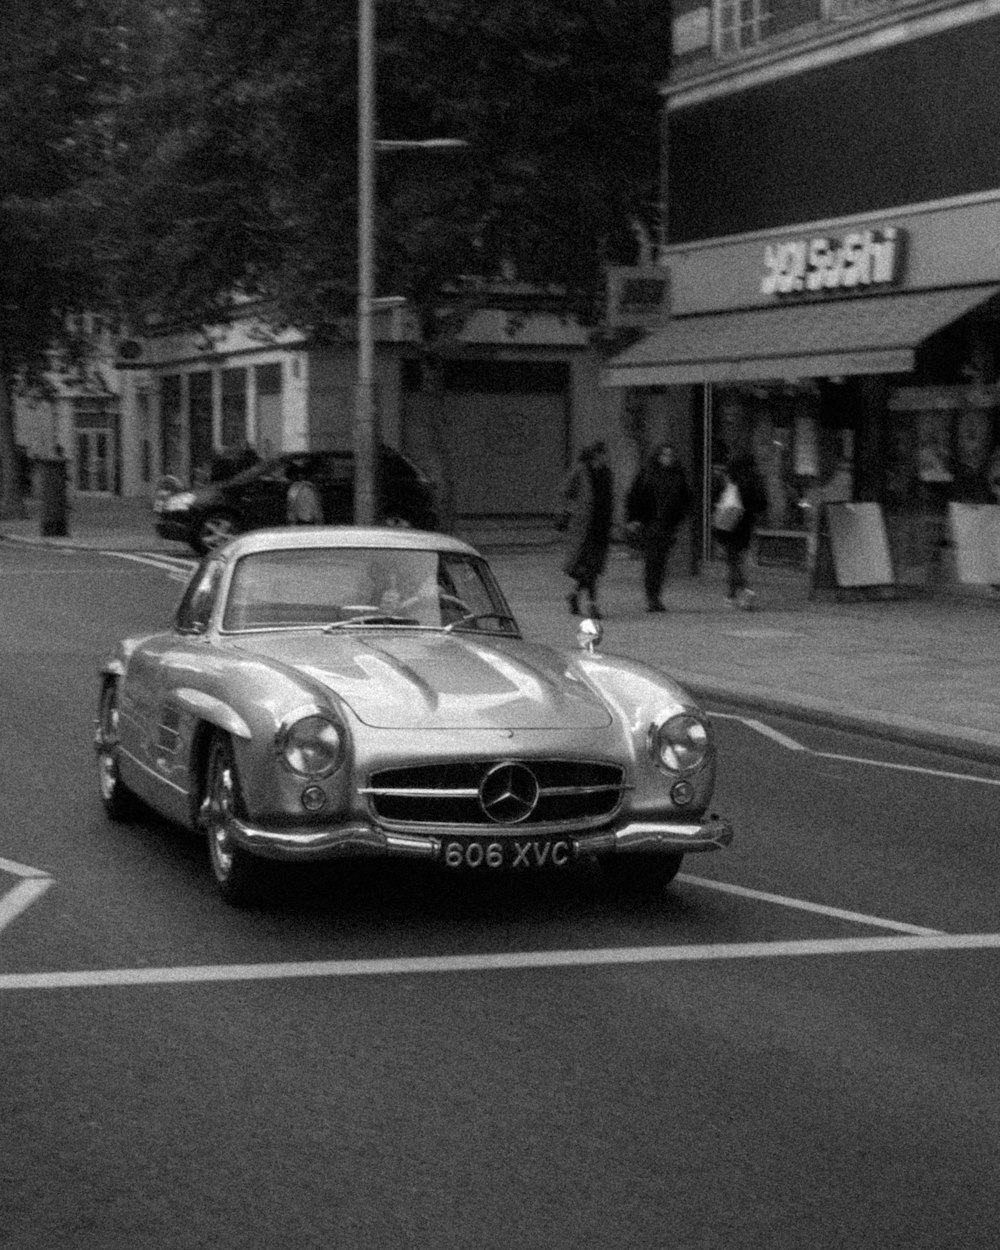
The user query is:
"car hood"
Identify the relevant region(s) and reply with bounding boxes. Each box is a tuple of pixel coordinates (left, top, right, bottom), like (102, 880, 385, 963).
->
(232, 631, 613, 730)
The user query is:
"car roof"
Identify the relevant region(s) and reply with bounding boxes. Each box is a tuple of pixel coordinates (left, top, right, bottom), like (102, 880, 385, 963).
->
(215, 526, 482, 560)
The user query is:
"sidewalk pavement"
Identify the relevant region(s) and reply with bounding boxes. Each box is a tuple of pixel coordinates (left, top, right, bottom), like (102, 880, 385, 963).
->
(3, 493, 1000, 763)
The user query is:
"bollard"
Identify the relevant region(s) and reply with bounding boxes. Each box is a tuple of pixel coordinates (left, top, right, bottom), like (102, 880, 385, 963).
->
(38, 457, 69, 537)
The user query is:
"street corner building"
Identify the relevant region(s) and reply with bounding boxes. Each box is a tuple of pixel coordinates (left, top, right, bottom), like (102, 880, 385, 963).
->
(604, 0, 1000, 591)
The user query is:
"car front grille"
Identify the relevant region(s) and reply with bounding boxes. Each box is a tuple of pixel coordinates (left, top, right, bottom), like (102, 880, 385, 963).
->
(365, 760, 626, 829)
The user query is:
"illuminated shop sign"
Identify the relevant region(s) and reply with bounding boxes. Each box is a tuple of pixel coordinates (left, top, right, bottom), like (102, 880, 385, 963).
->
(761, 227, 904, 297)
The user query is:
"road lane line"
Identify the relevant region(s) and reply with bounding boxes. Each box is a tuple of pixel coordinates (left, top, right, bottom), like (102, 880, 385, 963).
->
(0, 856, 51, 878)
(737, 718, 807, 751)
(711, 711, 1000, 786)
(105, 552, 194, 575)
(815, 751, 1000, 786)
(678, 874, 944, 935)
(2, 931, 999, 992)
(0, 878, 54, 935)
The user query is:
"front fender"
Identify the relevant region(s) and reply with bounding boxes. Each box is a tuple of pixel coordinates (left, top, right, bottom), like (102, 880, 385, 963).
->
(173, 688, 252, 740)
(570, 649, 717, 812)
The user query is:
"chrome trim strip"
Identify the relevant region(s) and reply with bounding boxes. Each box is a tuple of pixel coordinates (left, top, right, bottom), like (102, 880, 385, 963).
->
(96, 742, 190, 798)
(361, 782, 624, 799)
(359, 786, 481, 798)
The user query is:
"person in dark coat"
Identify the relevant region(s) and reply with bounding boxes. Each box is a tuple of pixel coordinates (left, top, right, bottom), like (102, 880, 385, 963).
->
(560, 441, 614, 619)
(712, 452, 768, 609)
(625, 441, 693, 612)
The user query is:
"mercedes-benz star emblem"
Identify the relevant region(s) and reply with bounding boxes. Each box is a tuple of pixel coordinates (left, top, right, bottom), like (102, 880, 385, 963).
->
(479, 761, 540, 825)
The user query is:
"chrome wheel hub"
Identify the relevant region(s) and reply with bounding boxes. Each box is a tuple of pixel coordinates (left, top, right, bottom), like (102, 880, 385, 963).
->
(206, 763, 236, 878)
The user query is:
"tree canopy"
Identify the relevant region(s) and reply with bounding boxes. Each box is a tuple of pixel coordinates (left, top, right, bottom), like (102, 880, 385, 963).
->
(1, 0, 672, 516)
(0, 0, 144, 515)
(115, 0, 670, 336)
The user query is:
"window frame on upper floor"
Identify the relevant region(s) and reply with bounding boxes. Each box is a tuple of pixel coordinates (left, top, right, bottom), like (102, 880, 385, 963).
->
(713, 0, 772, 55)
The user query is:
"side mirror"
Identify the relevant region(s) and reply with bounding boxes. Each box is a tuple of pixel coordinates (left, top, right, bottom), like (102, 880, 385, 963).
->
(577, 617, 603, 652)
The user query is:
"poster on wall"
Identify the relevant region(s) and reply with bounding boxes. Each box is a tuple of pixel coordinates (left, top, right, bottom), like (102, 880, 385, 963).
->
(916, 410, 954, 483)
(825, 502, 894, 587)
(948, 503, 1000, 584)
(793, 414, 819, 477)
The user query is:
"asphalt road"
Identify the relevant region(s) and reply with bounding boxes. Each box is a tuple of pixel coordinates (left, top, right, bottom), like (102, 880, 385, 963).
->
(2, 543, 1000, 1249)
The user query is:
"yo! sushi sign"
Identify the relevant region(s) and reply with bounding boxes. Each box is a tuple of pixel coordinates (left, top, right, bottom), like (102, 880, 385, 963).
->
(761, 227, 904, 297)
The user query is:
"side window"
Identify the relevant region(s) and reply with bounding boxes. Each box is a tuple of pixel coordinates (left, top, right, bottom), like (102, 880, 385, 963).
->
(175, 560, 224, 634)
(322, 455, 353, 484)
(714, 0, 770, 55)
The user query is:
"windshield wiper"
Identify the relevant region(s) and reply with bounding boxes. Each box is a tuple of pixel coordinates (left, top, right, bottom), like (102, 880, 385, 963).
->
(324, 613, 420, 630)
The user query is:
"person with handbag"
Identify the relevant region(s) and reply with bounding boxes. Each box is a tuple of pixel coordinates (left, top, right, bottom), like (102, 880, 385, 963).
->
(625, 441, 692, 612)
(558, 441, 614, 619)
(712, 452, 768, 609)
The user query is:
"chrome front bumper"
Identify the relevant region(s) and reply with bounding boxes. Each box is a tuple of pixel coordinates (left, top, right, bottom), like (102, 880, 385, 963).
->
(223, 813, 734, 863)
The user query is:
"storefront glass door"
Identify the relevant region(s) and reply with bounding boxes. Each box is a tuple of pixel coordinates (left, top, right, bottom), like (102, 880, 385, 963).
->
(73, 396, 119, 493)
(75, 428, 112, 493)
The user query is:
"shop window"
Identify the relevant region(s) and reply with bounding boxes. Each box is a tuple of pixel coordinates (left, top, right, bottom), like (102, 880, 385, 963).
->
(714, 0, 771, 54)
(888, 387, 1000, 507)
(254, 363, 284, 459)
(160, 374, 183, 479)
(221, 367, 247, 449)
(256, 363, 282, 396)
(189, 371, 213, 484)
(73, 396, 119, 494)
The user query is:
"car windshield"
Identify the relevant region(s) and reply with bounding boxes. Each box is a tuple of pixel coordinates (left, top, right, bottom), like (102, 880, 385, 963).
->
(221, 547, 519, 635)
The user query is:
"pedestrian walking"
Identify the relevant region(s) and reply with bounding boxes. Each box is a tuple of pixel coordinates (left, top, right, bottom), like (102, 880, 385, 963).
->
(625, 441, 692, 612)
(558, 441, 614, 619)
(712, 451, 768, 609)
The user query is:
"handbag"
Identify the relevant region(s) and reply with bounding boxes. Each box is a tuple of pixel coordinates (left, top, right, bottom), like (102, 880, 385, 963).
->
(712, 480, 744, 532)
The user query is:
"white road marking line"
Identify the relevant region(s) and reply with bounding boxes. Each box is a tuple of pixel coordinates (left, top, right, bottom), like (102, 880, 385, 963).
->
(0, 856, 51, 878)
(816, 751, 1000, 786)
(738, 718, 807, 751)
(711, 711, 1000, 786)
(3, 931, 999, 992)
(678, 874, 943, 935)
(106, 552, 194, 574)
(0, 857, 55, 935)
(0, 879, 54, 935)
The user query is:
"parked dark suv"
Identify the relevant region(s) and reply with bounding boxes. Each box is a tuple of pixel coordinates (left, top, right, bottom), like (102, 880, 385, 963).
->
(154, 446, 439, 555)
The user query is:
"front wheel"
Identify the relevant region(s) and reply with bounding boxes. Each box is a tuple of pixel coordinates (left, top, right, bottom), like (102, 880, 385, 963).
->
(201, 733, 265, 907)
(96, 681, 142, 822)
(601, 852, 683, 898)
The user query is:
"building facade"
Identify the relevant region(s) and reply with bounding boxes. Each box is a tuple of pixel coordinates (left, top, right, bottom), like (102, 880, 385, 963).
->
(18, 298, 632, 534)
(607, 0, 1000, 580)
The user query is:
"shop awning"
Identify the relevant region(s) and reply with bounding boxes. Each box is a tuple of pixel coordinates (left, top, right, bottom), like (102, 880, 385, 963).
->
(603, 284, 1000, 387)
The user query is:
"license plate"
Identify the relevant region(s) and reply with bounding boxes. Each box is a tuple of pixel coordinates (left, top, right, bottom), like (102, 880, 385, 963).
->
(441, 836, 575, 870)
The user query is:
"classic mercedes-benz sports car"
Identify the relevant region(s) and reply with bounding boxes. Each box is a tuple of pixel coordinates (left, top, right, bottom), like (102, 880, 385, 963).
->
(96, 528, 734, 905)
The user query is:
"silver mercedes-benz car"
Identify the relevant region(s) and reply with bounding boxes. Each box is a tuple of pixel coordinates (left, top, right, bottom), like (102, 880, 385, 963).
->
(96, 527, 734, 906)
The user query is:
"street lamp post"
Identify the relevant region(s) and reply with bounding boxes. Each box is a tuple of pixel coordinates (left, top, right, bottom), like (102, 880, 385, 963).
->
(355, 0, 466, 525)
(355, 0, 378, 526)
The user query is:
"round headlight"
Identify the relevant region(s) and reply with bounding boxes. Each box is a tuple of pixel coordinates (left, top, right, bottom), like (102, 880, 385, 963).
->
(651, 713, 711, 774)
(278, 715, 344, 777)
